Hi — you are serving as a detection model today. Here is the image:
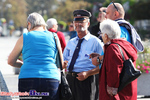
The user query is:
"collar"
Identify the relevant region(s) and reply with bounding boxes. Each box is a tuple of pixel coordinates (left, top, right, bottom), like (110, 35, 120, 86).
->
(104, 41, 111, 45)
(48, 29, 57, 33)
(115, 18, 123, 21)
(75, 31, 90, 41)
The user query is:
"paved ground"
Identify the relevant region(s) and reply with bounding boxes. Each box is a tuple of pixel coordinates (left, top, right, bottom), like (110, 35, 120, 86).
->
(0, 32, 150, 100)
(0, 36, 18, 75)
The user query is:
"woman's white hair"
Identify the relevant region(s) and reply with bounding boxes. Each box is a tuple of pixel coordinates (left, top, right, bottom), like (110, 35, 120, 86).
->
(46, 18, 58, 29)
(27, 12, 47, 30)
(100, 19, 121, 39)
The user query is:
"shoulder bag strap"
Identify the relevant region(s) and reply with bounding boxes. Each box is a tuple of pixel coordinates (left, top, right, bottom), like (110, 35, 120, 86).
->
(115, 43, 125, 61)
(53, 32, 63, 71)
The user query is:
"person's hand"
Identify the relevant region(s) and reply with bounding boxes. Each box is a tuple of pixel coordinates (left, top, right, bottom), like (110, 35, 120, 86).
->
(63, 60, 68, 69)
(89, 53, 100, 58)
(90, 53, 104, 66)
(76, 71, 89, 81)
(91, 56, 100, 66)
(107, 85, 118, 96)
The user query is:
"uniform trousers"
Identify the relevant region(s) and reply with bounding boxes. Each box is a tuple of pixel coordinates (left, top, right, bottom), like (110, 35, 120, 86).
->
(66, 72, 99, 100)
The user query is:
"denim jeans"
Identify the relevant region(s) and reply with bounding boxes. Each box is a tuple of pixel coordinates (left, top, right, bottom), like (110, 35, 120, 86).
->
(19, 78, 59, 100)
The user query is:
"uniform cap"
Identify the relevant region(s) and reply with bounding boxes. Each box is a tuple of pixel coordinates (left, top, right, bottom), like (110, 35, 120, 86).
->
(73, 9, 91, 17)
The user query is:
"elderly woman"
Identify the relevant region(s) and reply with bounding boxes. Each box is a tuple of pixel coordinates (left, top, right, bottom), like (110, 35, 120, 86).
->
(8, 12, 64, 100)
(46, 18, 66, 52)
(91, 19, 137, 100)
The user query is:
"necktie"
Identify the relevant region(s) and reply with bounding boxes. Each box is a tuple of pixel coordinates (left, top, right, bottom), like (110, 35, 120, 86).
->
(68, 38, 84, 72)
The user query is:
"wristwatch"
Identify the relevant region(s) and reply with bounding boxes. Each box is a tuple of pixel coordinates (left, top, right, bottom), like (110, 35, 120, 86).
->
(97, 56, 101, 64)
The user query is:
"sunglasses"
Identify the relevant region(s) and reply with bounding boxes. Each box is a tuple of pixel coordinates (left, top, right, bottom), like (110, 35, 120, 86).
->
(110, 1, 118, 11)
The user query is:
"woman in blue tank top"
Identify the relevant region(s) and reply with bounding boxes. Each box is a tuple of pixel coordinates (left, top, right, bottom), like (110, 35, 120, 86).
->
(8, 12, 66, 100)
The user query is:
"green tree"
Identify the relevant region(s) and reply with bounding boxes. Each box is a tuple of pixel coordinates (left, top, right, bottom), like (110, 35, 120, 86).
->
(131, 1, 150, 20)
(71, 0, 105, 3)
(54, 0, 92, 23)
(102, 0, 137, 7)
(3, 0, 27, 28)
(25, 0, 58, 21)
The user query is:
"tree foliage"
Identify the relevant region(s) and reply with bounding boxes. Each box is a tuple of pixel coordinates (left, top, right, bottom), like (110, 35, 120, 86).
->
(3, 0, 27, 28)
(131, 1, 150, 20)
(25, 0, 58, 19)
(0, 0, 149, 29)
(54, 0, 92, 23)
(102, 0, 137, 7)
(71, 0, 105, 3)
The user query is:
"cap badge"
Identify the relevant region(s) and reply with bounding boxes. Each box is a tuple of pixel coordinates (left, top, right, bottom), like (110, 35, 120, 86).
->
(77, 14, 81, 17)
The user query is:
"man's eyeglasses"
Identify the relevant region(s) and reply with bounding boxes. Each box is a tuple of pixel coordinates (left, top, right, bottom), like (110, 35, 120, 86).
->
(110, 1, 118, 11)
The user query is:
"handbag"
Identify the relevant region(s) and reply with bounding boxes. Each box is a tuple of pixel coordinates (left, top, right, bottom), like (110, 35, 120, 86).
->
(59, 71, 72, 100)
(53, 33, 72, 100)
(116, 44, 142, 92)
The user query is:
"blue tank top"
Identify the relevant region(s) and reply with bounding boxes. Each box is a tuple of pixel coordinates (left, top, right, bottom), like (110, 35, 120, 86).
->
(19, 31, 60, 80)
